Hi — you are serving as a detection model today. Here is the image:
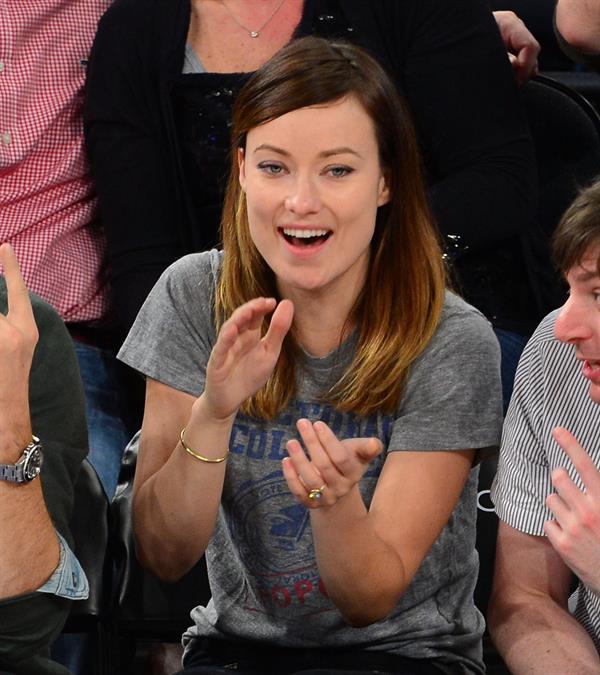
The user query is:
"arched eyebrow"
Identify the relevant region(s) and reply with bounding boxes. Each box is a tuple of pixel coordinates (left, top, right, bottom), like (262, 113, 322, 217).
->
(253, 143, 363, 159)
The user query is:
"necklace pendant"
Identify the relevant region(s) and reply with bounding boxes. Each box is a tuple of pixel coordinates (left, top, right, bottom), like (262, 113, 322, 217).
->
(250, 30, 259, 38)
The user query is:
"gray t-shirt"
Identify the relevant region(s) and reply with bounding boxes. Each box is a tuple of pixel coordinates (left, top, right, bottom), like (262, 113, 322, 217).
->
(119, 250, 503, 674)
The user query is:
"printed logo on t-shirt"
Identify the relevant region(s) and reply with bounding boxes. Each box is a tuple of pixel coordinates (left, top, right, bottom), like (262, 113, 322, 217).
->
(222, 400, 392, 619)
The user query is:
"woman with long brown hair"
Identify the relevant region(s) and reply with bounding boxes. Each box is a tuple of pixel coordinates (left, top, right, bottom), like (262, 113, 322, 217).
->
(119, 37, 502, 675)
(87, 0, 541, 414)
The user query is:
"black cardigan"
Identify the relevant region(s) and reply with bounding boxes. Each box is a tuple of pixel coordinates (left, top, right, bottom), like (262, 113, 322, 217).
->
(85, 0, 538, 333)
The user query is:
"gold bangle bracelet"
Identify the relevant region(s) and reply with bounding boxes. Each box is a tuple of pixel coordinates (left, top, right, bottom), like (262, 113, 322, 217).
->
(179, 427, 229, 464)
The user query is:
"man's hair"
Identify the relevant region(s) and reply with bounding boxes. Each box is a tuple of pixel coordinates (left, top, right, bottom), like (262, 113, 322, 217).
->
(553, 177, 600, 276)
(216, 36, 447, 418)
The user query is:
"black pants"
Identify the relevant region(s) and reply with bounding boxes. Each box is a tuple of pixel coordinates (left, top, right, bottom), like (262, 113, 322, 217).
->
(175, 638, 448, 675)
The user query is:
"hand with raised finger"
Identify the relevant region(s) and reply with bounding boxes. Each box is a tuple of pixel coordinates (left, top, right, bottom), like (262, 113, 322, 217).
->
(493, 10, 540, 85)
(0, 243, 38, 444)
(544, 427, 600, 594)
(198, 297, 294, 422)
(282, 419, 382, 509)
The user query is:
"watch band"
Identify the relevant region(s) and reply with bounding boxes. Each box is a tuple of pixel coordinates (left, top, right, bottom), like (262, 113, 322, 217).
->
(0, 463, 24, 482)
(0, 436, 42, 484)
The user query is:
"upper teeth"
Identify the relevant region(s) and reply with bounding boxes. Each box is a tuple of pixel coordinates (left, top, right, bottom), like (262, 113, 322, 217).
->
(283, 228, 329, 238)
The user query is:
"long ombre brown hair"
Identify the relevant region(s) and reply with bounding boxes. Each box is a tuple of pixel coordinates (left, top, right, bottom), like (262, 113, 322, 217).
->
(217, 37, 446, 418)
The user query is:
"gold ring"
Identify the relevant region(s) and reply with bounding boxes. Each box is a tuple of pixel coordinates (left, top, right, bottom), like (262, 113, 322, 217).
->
(307, 484, 327, 501)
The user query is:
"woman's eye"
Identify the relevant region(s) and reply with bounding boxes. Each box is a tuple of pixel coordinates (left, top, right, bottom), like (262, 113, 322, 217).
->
(327, 166, 353, 178)
(258, 162, 285, 175)
(593, 290, 600, 303)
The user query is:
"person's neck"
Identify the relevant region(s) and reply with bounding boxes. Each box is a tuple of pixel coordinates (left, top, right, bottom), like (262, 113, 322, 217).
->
(189, 0, 303, 74)
(283, 284, 360, 358)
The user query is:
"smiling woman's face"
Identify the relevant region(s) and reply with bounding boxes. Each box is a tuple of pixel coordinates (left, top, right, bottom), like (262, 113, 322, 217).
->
(238, 95, 389, 302)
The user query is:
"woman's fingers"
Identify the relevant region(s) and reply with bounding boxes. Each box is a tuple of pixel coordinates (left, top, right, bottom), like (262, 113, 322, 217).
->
(284, 441, 329, 508)
(285, 419, 382, 507)
(230, 297, 276, 336)
(307, 420, 381, 477)
(205, 297, 292, 419)
(340, 436, 383, 463)
(297, 420, 346, 487)
(263, 298, 294, 353)
(210, 297, 277, 369)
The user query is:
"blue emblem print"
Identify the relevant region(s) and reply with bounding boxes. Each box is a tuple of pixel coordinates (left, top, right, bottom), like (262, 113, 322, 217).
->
(228, 470, 330, 616)
(229, 470, 316, 575)
(269, 503, 310, 550)
(221, 400, 393, 617)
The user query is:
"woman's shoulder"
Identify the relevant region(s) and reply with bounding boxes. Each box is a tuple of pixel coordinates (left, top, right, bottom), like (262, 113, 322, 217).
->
(402, 290, 501, 400)
(432, 290, 499, 355)
(441, 289, 494, 325)
(162, 249, 223, 297)
(128, 250, 222, 323)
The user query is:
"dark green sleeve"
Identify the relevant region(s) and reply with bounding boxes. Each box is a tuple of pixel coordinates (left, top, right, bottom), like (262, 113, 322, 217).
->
(0, 282, 88, 673)
(27, 291, 88, 547)
(0, 593, 71, 674)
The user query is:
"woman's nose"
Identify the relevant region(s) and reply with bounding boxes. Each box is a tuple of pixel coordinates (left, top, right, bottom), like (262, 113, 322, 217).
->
(284, 176, 321, 215)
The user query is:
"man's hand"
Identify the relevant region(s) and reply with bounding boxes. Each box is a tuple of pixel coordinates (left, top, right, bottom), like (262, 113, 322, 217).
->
(493, 10, 540, 85)
(0, 244, 38, 455)
(545, 426, 600, 594)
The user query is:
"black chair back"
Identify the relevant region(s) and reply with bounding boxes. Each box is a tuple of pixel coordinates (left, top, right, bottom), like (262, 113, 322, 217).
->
(518, 74, 600, 317)
(63, 458, 111, 630)
(108, 439, 210, 672)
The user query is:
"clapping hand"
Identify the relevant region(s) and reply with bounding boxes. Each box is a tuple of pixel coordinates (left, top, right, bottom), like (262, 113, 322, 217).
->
(283, 419, 382, 508)
(201, 297, 294, 421)
(545, 427, 600, 594)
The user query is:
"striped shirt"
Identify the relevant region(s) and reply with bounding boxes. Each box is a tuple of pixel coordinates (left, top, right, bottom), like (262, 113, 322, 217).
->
(0, 0, 111, 322)
(491, 309, 600, 649)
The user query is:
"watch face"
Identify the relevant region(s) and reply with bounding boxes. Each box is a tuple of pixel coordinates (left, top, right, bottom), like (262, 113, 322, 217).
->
(24, 447, 43, 481)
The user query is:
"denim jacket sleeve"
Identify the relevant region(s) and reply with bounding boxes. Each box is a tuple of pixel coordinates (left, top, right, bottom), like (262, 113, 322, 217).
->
(36, 531, 89, 600)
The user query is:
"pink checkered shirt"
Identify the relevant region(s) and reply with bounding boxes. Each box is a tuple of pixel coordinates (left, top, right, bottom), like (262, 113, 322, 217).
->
(0, 0, 111, 323)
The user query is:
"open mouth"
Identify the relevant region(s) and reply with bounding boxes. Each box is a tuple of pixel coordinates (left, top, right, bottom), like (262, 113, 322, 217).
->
(583, 359, 600, 380)
(280, 227, 332, 248)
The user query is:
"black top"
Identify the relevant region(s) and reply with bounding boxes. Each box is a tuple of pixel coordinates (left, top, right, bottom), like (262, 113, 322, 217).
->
(85, 0, 539, 333)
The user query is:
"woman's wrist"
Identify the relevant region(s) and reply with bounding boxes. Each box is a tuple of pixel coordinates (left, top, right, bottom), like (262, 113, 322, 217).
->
(182, 394, 237, 462)
(191, 392, 238, 428)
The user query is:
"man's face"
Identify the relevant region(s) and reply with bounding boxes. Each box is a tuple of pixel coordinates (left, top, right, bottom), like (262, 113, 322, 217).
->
(554, 244, 600, 403)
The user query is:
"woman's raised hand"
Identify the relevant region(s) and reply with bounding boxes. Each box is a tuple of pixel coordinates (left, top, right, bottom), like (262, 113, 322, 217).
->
(200, 297, 294, 421)
(283, 419, 382, 508)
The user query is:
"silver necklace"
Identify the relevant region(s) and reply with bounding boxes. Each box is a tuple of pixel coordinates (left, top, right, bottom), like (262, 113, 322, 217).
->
(221, 0, 287, 38)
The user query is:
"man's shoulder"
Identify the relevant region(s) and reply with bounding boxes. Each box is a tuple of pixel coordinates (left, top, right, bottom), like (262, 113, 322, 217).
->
(528, 309, 562, 346)
(519, 309, 575, 376)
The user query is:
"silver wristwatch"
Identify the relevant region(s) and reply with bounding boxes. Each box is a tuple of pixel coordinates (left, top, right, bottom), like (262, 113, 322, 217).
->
(0, 436, 43, 483)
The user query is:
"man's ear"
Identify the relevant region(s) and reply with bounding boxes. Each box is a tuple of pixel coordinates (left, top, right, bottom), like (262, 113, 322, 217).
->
(238, 147, 246, 192)
(377, 171, 390, 207)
